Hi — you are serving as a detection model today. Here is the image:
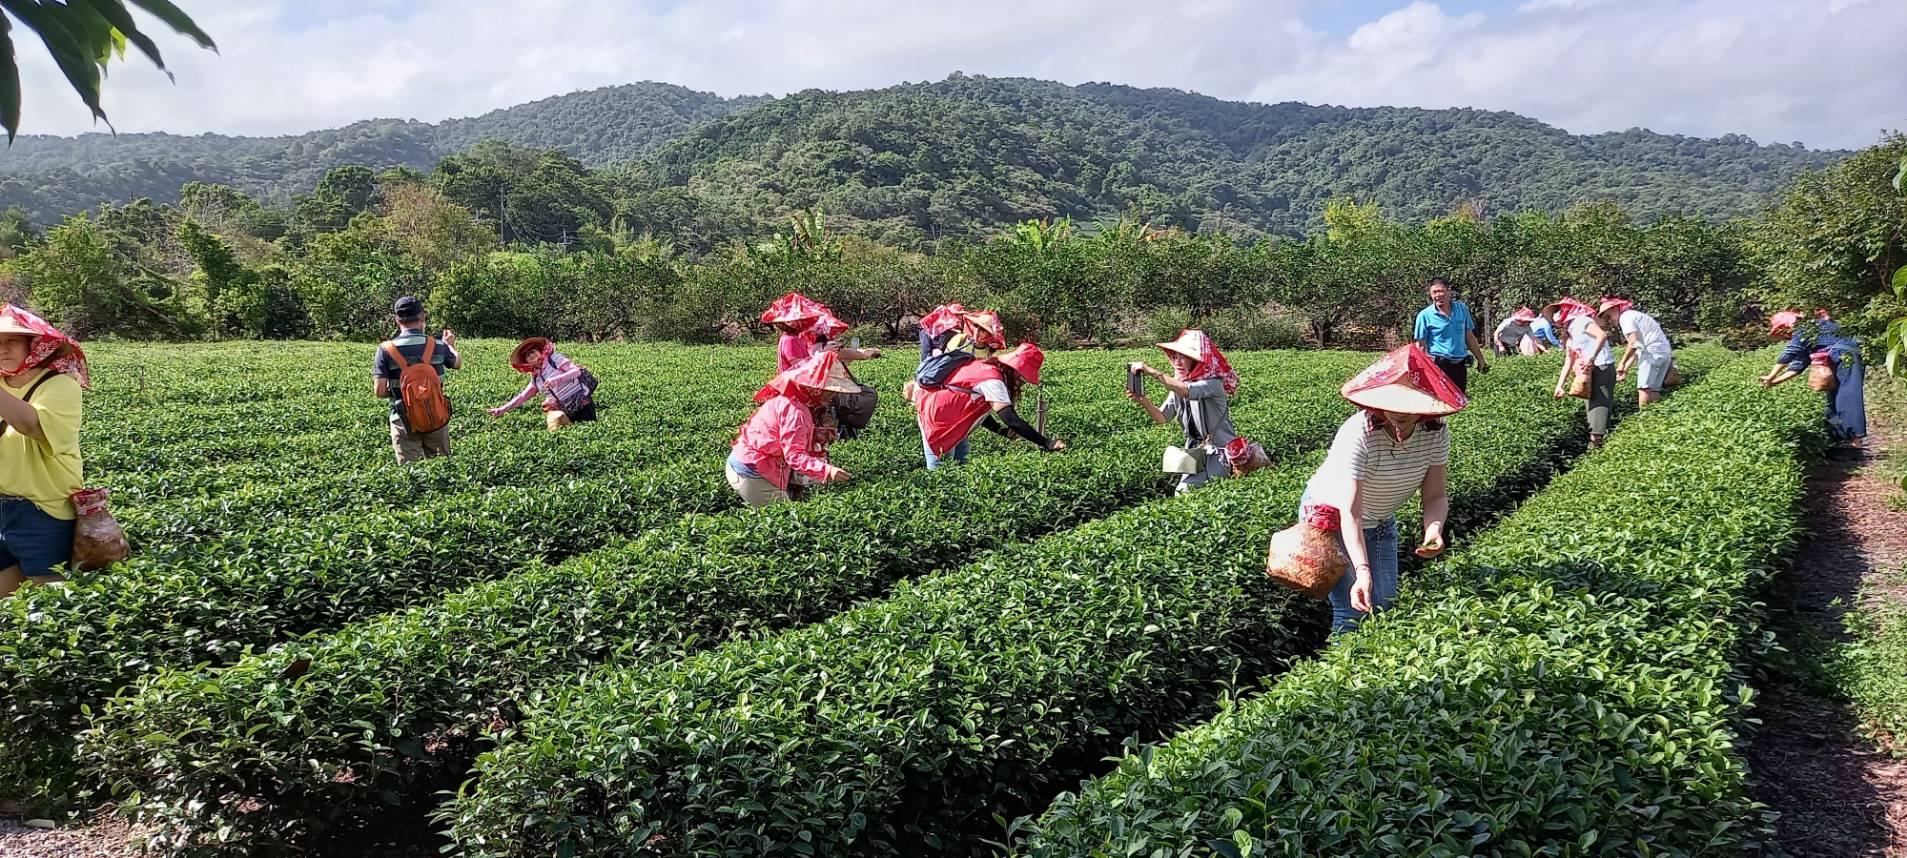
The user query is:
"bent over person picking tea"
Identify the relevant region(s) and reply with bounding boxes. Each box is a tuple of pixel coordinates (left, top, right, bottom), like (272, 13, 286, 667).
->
(1287, 344, 1463, 633)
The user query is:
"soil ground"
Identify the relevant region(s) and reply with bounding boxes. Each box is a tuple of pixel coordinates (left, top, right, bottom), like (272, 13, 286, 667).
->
(1745, 380, 1907, 857)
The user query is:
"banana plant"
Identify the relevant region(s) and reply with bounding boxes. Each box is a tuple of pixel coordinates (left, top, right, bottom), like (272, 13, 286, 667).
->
(0, 0, 216, 140)
(1008, 216, 1075, 254)
(754, 207, 842, 261)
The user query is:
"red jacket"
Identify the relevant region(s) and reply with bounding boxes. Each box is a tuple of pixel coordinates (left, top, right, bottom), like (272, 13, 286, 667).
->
(732, 396, 840, 490)
(915, 360, 1006, 455)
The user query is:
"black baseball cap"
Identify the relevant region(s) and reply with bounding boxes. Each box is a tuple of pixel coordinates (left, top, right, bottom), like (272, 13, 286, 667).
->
(393, 296, 424, 320)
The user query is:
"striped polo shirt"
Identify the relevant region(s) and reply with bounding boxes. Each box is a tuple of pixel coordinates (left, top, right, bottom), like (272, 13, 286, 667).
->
(1306, 413, 1450, 527)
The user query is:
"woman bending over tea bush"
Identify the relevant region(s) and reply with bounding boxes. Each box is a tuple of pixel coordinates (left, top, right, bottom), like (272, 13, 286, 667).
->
(1296, 344, 1462, 632)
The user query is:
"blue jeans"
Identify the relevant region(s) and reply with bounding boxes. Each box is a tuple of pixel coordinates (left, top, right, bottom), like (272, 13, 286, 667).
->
(0, 496, 76, 578)
(1299, 491, 1400, 634)
(924, 435, 971, 470)
(1828, 353, 1867, 442)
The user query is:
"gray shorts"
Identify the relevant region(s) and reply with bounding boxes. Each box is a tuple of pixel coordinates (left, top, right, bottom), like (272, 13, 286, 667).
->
(1636, 355, 1672, 391)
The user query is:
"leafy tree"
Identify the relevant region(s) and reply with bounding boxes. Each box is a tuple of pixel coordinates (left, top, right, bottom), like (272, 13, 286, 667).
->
(0, 0, 215, 139)
(292, 165, 380, 235)
(15, 212, 193, 337)
(0, 205, 37, 257)
(1751, 135, 1907, 356)
(377, 182, 495, 274)
(177, 217, 260, 338)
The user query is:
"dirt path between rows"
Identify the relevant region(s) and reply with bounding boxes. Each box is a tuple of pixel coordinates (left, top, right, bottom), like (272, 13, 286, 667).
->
(1745, 383, 1907, 857)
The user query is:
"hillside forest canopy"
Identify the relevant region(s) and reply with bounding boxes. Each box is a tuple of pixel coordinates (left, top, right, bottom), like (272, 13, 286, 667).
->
(0, 76, 1899, 357)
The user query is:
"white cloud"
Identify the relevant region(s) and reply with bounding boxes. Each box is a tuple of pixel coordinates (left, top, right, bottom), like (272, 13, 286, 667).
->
(3, 0, 1901, 150)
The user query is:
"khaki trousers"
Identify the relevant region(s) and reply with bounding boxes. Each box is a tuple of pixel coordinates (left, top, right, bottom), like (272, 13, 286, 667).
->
(725, 464, 789, 507)
(390, 412, 452, 465)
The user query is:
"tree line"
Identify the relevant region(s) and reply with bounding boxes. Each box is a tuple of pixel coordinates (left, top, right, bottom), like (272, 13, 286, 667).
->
(1, 135, 1901, 355)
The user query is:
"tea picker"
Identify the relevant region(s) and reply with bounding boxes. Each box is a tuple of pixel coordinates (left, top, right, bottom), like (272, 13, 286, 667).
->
(1126, 329, 1266, 494)
(909, 342, 1064, 469)
(1761, 309, 1867, 458)
(726, 352, 860, 507)
(1, 303, 127, 598)
(490, 338, 601, 430)
(1266, 344, 1463, 633)
(761, 293, 882, 439)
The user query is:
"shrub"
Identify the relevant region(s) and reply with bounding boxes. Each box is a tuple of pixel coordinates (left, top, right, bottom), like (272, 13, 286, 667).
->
(438, 358, 1605, 857)
(1020, 351, 1823, 857)
(3, 349, 1134, 811)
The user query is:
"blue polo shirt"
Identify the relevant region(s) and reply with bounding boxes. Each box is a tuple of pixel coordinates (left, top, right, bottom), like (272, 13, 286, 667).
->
(1414, 301, 1474, 360)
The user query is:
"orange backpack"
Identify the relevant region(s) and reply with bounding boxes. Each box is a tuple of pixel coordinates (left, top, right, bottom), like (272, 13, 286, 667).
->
(381, 337, 452, 434)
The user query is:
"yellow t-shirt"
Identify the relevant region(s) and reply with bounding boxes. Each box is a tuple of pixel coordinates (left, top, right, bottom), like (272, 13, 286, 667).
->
(0, 370, 84, 520)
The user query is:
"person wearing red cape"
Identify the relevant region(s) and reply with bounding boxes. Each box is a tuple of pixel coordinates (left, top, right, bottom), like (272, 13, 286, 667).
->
(0, 304, 89, 597)
(1297, 344, 1463, 633)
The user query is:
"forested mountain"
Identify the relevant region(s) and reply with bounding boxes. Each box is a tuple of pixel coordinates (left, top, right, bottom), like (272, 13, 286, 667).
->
(0, 82, 758, 220)
(0, 75, 1844, 237)
(643, 76, 1843, 242)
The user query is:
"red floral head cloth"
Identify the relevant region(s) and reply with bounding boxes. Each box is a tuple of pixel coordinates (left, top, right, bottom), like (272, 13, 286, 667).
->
(919, 303, 971, 339)
(1768, 310, 1802, 335)
(1544, 298, 1596, 327)
(1597, 296, 1634, 318)
(753, 351, 860, 404)
(1340, 343, 1467, 417)
(920, 304, 1006, 350)
(761, 293, 830, 329)
(963, 310, 1006, 350)
(0, 304, 89, 389)
(1157, 329, 1239, 395)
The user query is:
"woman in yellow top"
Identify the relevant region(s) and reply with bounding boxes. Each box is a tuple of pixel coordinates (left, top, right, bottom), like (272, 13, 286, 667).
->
(0, 304, 87, 598)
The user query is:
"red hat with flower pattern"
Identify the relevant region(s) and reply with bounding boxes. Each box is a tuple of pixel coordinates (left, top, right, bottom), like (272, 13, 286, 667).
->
(1340, 343, 1468, 416)
(0, 303, 89, 389)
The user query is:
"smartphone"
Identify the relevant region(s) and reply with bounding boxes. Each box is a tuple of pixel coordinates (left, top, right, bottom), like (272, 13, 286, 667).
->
(1127, 368, 1145, 397)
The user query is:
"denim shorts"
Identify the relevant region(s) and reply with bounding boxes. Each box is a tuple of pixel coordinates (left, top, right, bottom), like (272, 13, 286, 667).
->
(1, 496, 76, 578)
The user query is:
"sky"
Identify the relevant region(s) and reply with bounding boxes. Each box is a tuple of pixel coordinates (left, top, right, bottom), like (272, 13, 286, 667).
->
(6, 0, 1903, 150)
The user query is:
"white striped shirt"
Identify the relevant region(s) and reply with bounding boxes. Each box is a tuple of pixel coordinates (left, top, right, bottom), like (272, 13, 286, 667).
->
(1306, 413, 1450, 527)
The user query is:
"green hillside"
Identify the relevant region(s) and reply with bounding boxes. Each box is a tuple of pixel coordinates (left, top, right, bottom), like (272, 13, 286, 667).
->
(0, 75, 1843, 237)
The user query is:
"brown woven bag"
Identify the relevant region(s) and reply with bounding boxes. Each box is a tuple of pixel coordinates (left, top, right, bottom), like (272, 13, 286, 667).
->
(1265, 521, 1347, 599)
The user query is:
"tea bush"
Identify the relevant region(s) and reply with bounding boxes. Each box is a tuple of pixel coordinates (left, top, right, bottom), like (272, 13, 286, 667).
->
(1021, 351, 1822, 857)
(82, 353, 1375, 855)
(438, 356, 1623, 857)
(0, 343, 1157, 809)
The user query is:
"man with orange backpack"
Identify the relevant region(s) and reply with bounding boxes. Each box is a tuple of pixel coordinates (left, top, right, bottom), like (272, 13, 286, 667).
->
(374, 296, 462, 464)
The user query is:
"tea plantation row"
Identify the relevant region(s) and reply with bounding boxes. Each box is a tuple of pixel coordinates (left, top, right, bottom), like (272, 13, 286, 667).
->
(1022, 351, 1821, 857)
(84, 352, 1374, 854)
(433, 354, 1672, 857)
(0, 346, 1353, 819)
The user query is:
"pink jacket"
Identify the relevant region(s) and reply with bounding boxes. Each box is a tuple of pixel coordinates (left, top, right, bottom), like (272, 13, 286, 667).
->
(731, 396, 840, 490)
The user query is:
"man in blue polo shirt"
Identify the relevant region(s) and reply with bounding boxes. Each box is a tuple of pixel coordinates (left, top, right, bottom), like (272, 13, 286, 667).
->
(1412, 278, 1488, 393)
